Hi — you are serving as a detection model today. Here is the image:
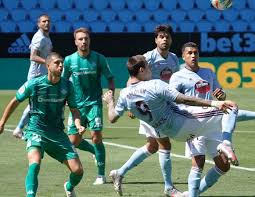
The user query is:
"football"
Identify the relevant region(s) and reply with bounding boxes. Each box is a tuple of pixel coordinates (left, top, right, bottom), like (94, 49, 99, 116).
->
(211, 0, 232, 10)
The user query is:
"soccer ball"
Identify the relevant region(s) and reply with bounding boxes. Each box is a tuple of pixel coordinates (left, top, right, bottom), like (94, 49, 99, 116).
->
(211, 0, 232, 10)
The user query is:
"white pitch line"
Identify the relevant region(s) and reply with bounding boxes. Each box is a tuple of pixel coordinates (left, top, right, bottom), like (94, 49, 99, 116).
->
(4, 127, 255, 172)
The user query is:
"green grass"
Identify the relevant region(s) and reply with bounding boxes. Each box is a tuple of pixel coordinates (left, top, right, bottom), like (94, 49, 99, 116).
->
(0, 89, 254, 197)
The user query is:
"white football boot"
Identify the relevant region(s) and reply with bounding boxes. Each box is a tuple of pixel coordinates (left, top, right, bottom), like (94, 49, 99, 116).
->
(93, 175, 106, 185)
(64, 182, 76, 197)
(164, 187, 183, 197)
(217, 140, 239, 166)
(109, 170, 123, 196)
(13, 127, 23, 139)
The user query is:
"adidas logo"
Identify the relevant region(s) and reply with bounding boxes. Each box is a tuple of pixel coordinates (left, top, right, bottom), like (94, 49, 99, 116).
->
(8, 33, 30, 54)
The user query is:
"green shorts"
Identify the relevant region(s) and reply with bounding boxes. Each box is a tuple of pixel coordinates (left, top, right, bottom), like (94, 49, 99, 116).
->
(24, 131, 79, 163)
(67, 104, 103, 135)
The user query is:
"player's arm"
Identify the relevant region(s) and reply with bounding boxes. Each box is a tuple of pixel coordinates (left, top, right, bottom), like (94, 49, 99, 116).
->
(69, 108, 85, 135)
(211, 70, 226, 100)
(103, 90, 120, 123)
(30, 48, 46, 65)
(0, 97, 20, 134)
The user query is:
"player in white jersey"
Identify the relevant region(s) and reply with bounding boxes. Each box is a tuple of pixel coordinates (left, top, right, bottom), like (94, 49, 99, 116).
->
(104, 55, 238, 197)
(170, 42, 241, 196)
(109, 25, 181, 197)
(13, 14, 52, 139)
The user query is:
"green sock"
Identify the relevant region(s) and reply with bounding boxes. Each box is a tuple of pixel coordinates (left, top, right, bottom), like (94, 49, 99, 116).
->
(93, 143, 105, 176)
(77, 139, 95, 154)
(65, 172, 83, 192)
(25, 163, 40, 197)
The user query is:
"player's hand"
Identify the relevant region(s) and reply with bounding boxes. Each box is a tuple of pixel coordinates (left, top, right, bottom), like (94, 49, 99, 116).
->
(211, 100, 237, 113)
(77, 126, 86, 135)
(213, 88, 226, 101)
(103, 90, 114, 104)
(127, 111, 136, 119)
(0, 121, 4, 134)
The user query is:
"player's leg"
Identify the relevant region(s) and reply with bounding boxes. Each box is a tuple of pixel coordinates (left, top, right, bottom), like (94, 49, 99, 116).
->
(237, 109, 255, 122)
(13, 105, 30, 138)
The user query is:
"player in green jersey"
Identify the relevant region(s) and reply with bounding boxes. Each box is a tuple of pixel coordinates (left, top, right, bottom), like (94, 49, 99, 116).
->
(62, 27, 115, 185)
(0, 52, 84, 197)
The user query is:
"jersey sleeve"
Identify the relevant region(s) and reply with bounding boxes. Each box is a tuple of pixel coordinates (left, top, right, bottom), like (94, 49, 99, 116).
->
(114, 90, 127, 116)
(172, 54, 180, 72)
(30, 35, 45, 51)
(66, 81, 77, 108)
(16, 81, 32, 102)
(99, 54, 114, 80)
(62, 56, 71, 79)
(211, 70, 221, 91)
(155, 80, 179, 102)
(169, 73, 183, 92)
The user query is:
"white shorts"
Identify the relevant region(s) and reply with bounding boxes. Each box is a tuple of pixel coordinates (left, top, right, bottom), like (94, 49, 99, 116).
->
(139, 120, 168, 138)
(185, 136, 222, 159)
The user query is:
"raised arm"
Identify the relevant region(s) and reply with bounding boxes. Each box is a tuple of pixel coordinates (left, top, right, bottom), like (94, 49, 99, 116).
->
(103, 90, 120, 123)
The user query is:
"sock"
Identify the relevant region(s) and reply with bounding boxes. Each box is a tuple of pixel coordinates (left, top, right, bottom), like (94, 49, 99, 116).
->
(18, 105, 30, 129)
(237, 109, 255, 122)
(65, 172, 83, 192)
(199, 166, 224, 193)
(221, 107, 238, 142)
(158, 149, 173, 191)
(77, 139, 95, 154)
(93, 143, 106, 176)
(188, 167, 202, 197)
(25, 163, 40, 197)
(118, 145, 152, 176)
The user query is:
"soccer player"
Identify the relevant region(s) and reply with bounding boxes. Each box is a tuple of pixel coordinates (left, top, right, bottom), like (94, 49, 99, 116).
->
(169, 42, 252, 196)
(109, 24, 181, 196)
(13, 14, 52, 139)
(0, 52, 84, 197)
(62, 27, 115, 185)
(103, 55, 238, 197)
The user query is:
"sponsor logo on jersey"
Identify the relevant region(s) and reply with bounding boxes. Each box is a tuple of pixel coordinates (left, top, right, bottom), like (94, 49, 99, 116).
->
(8, 34, 30, 54)
(195, 80, 210, 94)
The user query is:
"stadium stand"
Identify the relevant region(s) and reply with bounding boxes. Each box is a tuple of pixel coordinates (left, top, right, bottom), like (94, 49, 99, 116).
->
(17, 20, 36, 32)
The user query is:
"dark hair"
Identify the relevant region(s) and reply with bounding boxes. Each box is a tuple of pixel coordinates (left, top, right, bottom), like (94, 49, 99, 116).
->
(154, 24, 173, 38)
(46, 52, 63, 65)
(37, 14, 50, 23)
(182, 42, 199, 53)
(74, 27, 90, 39)
(127, 55, 147, 76)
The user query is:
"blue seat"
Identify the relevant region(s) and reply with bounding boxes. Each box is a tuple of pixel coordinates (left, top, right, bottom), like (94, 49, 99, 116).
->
(28, 8, 45, 22)
(83, 9, 99, 22)
(90, 21, 107, 32)
(196, 20, 213, 32)
(54, 20, 72, 32)
(118, 10, 134, 22)
(222, 8, 239, 22)
(205, 9, 221, 22)
(144, 0, 160, 11)
(126, 0, 143, 11)
(11, 8, 28, 22)
(153, 9, 170, 23)
(239, 8, 255, 22)
(250, 22, 255, 31)
(72, 20, 89, 30)
(143, 21, 158, 32)
(21, 0, 38, 9)
(247, 0, 255, 8)
(56, 0, 73, 10)
(161, 0, 177, 11)
(73, 0, 91, 10)
(126, 22, 142, 32)
(231, 20, 249, 32)
(17, 20, 36, 32)
(109, 0, 125, 11)
(195, 0, 210, 10)
(179, 20, 195, 32)
(232, 0, 246, 10)
(0, 20, 17, 32)
(214, 20, 231, 32)
(171, 10, 186, 22)
(47, 9, 63, 22)
(101, 9, 116, 22)
(187, 8, 204, 22)
(179, 0, 194, 10)
(91, 0, 108, 11)
(108, 21, 125, 32)
(39, 0, 57, 9)
(0, 8, 9, 21)
(136, 9, 152, 23)
(65, 9, 81, 22)
(168, 22, 177, 32)
(2, 0, 20, 10)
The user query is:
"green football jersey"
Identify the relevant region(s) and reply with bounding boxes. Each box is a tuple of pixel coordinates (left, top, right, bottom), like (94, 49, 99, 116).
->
(16, 75, 77, 137)
(62, 51, 114, 107)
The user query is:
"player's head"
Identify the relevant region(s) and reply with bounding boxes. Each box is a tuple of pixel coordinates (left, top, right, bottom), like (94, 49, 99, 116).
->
(127, 55, 151, 81)
(74, 27, 90, 52)
(154, 24, 173, 51)
(37, 14, 50, 33)
(46, 52, 64, 77)
(182, 42, 199, 70)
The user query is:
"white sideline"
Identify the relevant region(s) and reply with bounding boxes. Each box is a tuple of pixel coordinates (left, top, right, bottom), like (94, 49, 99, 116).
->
(4, 126, 255, 172)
